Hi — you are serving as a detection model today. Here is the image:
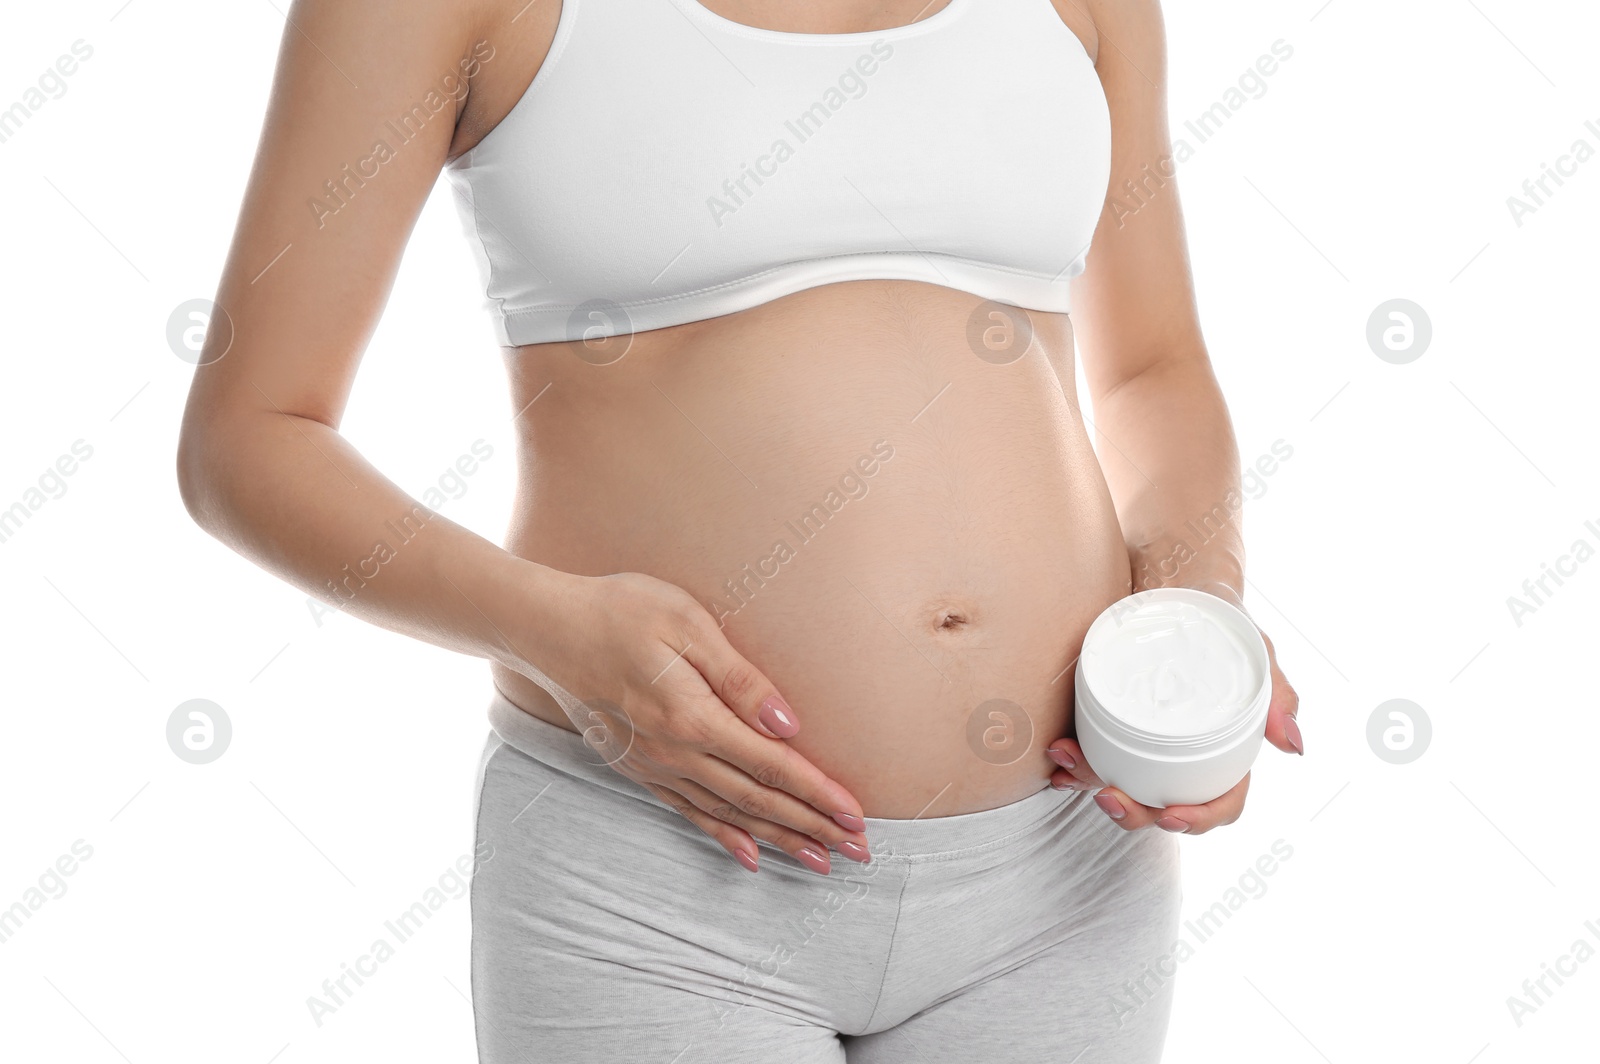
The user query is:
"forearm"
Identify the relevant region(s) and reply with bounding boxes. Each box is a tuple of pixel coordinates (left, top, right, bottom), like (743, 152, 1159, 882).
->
(177, 410, 574, 674)
(1090, 354, 1245, 603)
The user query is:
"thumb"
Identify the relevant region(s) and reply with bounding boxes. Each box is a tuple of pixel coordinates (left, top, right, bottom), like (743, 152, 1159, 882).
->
(1259, 632, 1303, 755)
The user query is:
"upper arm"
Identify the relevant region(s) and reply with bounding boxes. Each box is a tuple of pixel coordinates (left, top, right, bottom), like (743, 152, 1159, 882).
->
(179, 0, 486, 446)
(1069, 0, 1210, 402)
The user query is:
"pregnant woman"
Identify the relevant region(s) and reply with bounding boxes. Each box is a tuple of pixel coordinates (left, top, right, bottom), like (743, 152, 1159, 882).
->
(178, 0, 1302, 1059)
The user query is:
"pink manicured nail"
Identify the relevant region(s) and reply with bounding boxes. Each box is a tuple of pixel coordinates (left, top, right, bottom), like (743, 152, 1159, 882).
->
(832, 811, 866, 832)
(837, 840, 870, 864)
(1094, 794, 1127, 821)
(758, 696, 799, 738)
(734, 848, 759, 873)
(1284, 715, 1304, 755)
(1155, 816, 1190, 833)
(796, 846, 831, 875)
(1048, 747, 1076, 770)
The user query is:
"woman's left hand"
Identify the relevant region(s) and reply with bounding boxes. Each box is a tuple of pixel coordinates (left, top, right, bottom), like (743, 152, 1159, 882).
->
(1045, 608, 1303, 836)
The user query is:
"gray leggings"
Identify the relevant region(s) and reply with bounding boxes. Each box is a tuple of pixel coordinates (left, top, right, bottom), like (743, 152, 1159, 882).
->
(470, 686, 1182, 1063)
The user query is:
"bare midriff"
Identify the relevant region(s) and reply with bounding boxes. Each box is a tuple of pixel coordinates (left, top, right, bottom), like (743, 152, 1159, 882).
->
(488, 281, 1131, 818)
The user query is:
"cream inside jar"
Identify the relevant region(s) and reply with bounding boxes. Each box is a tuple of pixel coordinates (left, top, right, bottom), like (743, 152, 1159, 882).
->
(1074, 588, 1272, 807)
(1086, 596, 1265, 738)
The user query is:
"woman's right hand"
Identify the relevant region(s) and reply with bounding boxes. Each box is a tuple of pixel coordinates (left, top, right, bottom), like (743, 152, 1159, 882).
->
(529, 570, 871, 875)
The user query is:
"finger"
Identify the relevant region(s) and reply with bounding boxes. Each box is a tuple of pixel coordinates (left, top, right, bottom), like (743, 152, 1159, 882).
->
(677, 744, 873, 859)
(1049, 769, 1099, 792)
(1089, 785, 1163, 831)
(676, 628, 869, 829)
(643, 782, 761, 873)
(1257, 631, 1303, 756)
(695, 720, 872, 841)
(1150, 772, 1251, 836)
(1045, 737, 1104, 789)
(668, 776, 840, 876)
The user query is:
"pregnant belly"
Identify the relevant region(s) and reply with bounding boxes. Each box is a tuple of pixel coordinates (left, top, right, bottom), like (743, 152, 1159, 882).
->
(490, 282, 1132, 818)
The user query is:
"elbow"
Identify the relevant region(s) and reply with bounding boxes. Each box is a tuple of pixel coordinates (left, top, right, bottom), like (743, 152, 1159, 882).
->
(175, 423, 228, 536)
(1091, 346, 1219, 410)
(175, 430, 209, 532)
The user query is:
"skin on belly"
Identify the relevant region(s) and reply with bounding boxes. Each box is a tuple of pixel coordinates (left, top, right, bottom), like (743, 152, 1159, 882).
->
(489, 281, 1133, 818)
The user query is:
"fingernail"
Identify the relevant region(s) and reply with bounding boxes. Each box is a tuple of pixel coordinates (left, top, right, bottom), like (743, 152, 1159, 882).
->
(1284, 715, 1304, 755)
(734, 848, 759, 873)
(837, 840, 870, 864)
(833, 811, 866, 832)
(1094, 793, 1126, 821)
(1051, 777, 1071, 790)
(1048, 747, 1076, 770)
(758, 696, 799, 738)
(796, 846, 831, 875)
(1155, 816, 1190, 833)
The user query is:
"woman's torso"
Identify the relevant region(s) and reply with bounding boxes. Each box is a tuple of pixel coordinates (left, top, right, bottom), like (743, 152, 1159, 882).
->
(458, 0, 1125, 818)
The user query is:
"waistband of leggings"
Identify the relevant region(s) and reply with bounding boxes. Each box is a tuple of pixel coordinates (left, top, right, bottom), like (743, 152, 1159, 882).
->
(486, 683, 1077, 860)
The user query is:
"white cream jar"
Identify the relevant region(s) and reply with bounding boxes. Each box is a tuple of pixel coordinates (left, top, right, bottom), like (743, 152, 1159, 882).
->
(1074, 587, 1271, 808)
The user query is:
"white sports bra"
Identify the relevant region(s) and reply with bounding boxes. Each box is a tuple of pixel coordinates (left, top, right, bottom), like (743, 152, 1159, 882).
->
(444, 0, 1110, 347)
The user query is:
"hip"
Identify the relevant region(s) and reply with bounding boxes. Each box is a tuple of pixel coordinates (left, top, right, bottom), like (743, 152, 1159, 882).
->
(469, 701, 1182, 1036)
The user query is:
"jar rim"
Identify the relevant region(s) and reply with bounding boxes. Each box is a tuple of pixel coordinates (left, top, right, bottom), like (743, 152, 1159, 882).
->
(1075, 588, 1271, 749)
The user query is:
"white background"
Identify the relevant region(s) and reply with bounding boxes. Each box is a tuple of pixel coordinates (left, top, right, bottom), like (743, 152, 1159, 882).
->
(2, 1, 1596, 1061)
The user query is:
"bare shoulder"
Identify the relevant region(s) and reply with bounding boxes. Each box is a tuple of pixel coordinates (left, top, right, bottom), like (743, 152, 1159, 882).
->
(1076, 0, 1167, 76)
(181, 0, 501, 430)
